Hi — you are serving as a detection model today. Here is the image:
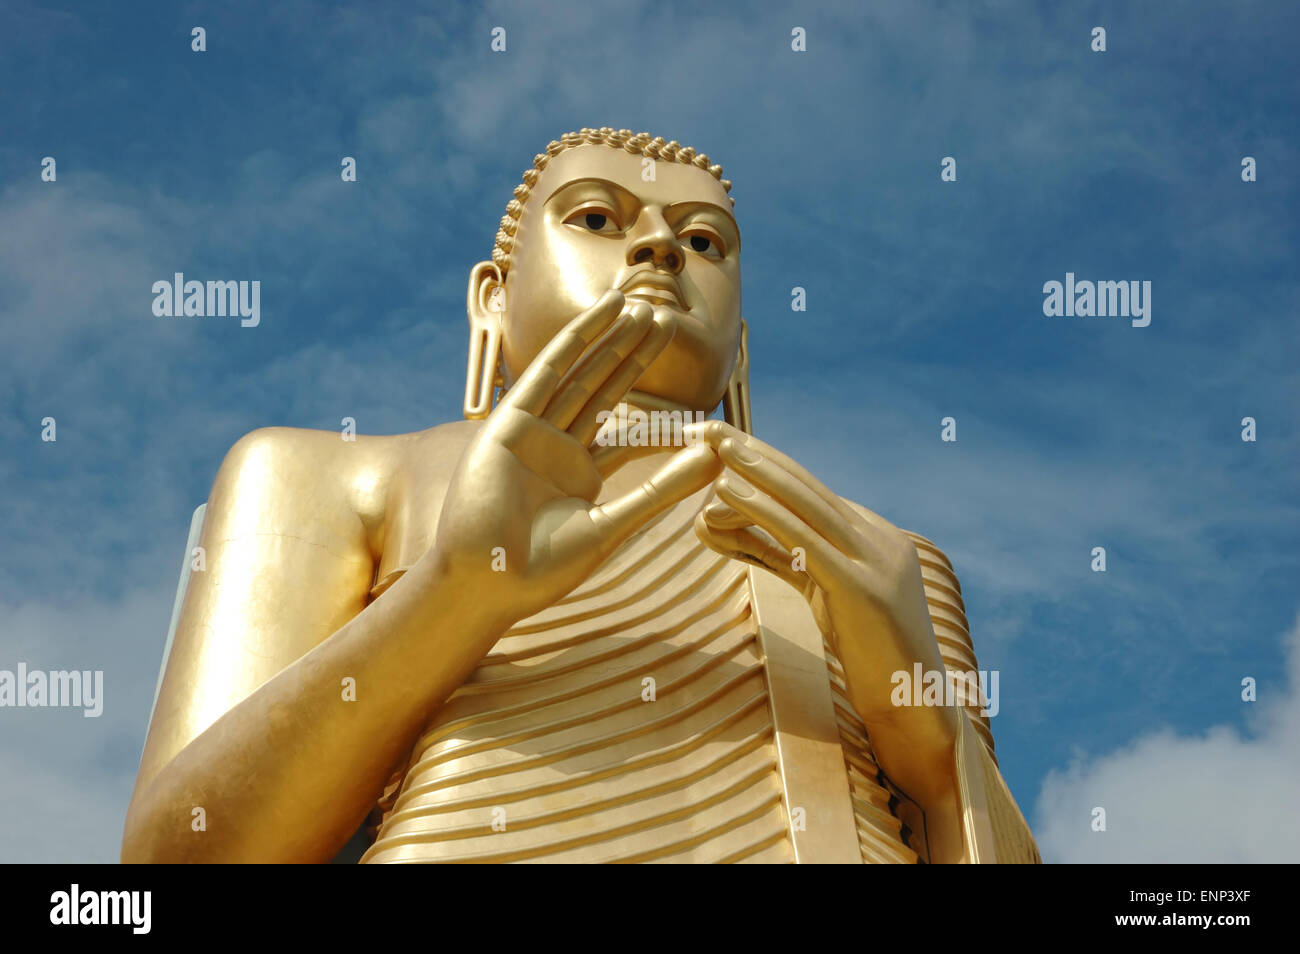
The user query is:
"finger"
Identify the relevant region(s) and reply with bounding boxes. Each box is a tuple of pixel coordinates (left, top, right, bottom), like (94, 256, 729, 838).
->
(684, 420, 866, 529)
(568, 310, 676, 447)
(700, 498, 753, 530)
(715, 438, 864, 556)
(543, 301, 654, 431)
(589, 443, 721, 554)
(712, 473, 851, 586)
(694, 512, 806, 591)
(502, 290, 626, 416)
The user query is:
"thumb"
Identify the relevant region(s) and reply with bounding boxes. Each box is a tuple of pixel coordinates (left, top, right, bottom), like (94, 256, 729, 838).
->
(694, 511, 806, 591)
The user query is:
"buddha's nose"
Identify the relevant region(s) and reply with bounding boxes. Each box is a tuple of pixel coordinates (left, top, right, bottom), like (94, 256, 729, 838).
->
(627, 211, 683, 273)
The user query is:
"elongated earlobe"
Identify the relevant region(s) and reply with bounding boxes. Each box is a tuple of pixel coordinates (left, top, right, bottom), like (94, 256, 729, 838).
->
(722, 320, 751, 434)
(464, 262, 506, 419)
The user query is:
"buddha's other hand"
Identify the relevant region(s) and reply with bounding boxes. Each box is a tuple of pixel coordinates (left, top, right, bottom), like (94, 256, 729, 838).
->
(689, 421, 962, 783)
(422, 289, 724, 638)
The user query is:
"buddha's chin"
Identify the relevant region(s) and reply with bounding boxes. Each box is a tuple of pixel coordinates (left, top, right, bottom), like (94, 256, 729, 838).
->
(624, 362, 728, 414)
(630, 323, 734, 413)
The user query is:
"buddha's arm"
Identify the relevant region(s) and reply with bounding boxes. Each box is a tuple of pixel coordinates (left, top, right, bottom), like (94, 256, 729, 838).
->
(122, 428, 505, 863)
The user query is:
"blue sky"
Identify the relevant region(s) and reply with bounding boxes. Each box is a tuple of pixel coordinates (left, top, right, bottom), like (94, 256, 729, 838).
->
(1, 0, 1297, 862)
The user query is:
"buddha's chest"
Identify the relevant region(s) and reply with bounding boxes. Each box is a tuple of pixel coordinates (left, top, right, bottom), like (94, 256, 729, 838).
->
(362, 493, 918, 863)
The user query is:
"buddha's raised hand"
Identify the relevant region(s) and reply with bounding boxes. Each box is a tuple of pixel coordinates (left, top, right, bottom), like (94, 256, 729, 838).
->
(687, 421, 961, 785)
(425, 289, 722, 636)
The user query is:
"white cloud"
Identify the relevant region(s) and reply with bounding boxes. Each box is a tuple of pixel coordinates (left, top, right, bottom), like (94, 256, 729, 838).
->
(1032, 611, 1300, 862)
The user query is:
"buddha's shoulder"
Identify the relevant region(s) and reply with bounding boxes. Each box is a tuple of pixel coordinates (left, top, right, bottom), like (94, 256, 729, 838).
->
(214, 420, 483, 519)
(218, 420, 480, 468)
(383, 419, 484, 506)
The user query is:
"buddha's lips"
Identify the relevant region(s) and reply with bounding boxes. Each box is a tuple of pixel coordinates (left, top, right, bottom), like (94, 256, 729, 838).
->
(619, 272, 688, 310)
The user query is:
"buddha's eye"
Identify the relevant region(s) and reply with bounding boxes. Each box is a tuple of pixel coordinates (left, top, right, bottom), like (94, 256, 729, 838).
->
(683, 230, 724, 259)
(564, 208, 620, 233)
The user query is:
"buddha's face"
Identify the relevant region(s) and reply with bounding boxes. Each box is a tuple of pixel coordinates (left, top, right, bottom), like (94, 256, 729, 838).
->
(497, 144, 742, 411)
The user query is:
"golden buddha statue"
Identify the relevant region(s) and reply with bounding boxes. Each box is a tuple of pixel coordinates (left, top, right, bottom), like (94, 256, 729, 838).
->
(122, 128, 1039, 864)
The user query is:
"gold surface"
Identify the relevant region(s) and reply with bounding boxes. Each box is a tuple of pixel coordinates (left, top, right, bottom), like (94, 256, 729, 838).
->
(363, 489, 791, 863)
(122, 129, 1039, 863)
